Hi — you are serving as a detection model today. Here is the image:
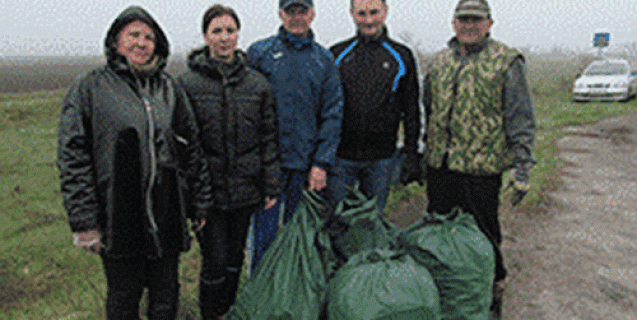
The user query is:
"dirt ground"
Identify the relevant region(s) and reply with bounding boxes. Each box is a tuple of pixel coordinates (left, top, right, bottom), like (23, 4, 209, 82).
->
(501, 112, 637, 319)
(385, 111, 637, 320)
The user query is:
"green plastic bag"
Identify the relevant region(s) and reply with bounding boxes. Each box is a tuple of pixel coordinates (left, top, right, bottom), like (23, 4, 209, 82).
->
(324, 188, 397, 265)
(399, 208, 495, 320)
(327, 249, 441, 320)
(226, 191, 332, 320)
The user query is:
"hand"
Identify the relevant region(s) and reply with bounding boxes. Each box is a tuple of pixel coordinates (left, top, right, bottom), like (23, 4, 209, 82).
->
(264, 197, 277, 210)
(72, 230, 103, 254)
(400, 153, 424, 186)
(192, 219, 206, 232)
(308, 166, 327, 191)
(512, 162, 532, 206)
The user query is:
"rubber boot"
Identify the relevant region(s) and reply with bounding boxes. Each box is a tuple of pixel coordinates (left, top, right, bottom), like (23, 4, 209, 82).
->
(225, 267, 242, 308)
(199, 276, 229, 320)
(489, 280, 505, 320)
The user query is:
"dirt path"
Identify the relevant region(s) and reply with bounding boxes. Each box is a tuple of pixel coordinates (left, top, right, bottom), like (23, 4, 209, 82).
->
(501, 112, 637, 319)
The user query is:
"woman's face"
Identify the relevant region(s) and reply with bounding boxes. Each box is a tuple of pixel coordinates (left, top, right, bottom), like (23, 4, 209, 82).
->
(205, 14, 238, 63)
(116, 21, 156, 65)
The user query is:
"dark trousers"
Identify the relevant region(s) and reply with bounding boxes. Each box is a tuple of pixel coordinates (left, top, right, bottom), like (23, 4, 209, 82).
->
(197, 204, 257, 319)
(101, 254, 180, 320)
(426, 164, 507, 281)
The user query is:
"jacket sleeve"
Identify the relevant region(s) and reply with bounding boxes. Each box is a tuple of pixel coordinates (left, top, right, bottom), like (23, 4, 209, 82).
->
(398, 48, 422, 156)
(172, 85, 214, 219)
(246, 42, 264, 74)
(314, 57, 344, 170)
(503, 58, 536, 167)
(260, 84, 281, 198)
(57, 79, 100, 232)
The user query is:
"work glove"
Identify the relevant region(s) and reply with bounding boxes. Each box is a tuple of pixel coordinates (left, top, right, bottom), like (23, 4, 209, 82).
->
(512, 162, 532, 206)
(72, 230, 103, 254)
(400, 152, 424, 186)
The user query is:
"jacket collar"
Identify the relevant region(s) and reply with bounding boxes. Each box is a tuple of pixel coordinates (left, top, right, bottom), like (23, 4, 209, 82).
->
(187, 46, 247, 84)
(448, 35, 491, 56)
(277, 26, 314, 50)
(356, 26, 390, 44)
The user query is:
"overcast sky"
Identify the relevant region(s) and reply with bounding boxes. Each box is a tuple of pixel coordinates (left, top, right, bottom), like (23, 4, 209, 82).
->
(1, 0, 635, 56)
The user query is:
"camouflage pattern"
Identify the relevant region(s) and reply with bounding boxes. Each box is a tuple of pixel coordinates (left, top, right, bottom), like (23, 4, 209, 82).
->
(425, 40, 522, 175)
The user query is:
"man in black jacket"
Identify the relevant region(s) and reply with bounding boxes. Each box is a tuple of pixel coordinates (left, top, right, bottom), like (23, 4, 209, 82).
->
(329, 0, 423, 212)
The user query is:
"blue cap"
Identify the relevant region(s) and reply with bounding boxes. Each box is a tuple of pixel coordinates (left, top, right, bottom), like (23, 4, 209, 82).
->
(280, 0, 313, 10)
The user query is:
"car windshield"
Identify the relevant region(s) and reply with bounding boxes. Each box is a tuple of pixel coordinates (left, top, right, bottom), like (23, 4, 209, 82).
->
(584, 63, 628, 76)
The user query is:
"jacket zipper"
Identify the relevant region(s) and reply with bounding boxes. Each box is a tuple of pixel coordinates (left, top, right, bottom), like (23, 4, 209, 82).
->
(143, 98, 161, 243)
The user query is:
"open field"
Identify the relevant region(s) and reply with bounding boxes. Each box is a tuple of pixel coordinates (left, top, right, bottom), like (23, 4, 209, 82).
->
(1, 56, 636, 319)
(0, 56, 189, 94)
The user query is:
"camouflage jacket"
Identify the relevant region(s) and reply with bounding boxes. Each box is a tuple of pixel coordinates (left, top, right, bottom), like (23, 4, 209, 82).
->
(423, 38, 535, 175)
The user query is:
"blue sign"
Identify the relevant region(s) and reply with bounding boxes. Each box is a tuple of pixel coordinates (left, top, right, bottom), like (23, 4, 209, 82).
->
(594, 32, 610, 48)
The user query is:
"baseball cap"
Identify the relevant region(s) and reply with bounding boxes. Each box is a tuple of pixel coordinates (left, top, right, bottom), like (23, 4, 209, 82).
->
(454, 0, 490, 19)
(280, 0, 313, 10)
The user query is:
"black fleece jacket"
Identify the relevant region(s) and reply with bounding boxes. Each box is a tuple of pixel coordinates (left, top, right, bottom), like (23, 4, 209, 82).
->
(330, 28, 421, 161)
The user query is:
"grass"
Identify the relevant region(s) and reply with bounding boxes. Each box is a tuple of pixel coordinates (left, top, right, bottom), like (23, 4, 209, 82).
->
(2, 57, 637, 319)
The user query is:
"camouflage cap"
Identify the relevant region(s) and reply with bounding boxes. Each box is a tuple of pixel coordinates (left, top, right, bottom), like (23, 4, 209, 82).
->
(454, 0, 491, 19)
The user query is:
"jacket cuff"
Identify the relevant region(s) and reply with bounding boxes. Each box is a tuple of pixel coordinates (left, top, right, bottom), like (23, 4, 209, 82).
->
(68, 214, 99, 233)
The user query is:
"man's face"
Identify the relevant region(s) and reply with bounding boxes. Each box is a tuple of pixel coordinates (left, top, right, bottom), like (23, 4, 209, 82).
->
(350, 0, 387, 37)
(452, 16, 493, 45)
(279, 4, 315, 37)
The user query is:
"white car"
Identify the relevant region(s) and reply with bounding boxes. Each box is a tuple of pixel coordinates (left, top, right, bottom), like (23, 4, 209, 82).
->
(572, 59, 637, 102)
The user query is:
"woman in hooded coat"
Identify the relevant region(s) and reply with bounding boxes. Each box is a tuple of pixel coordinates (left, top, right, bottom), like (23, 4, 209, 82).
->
(57, 6, 213, 319)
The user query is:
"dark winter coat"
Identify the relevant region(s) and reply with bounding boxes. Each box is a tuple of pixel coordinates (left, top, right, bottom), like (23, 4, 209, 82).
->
(330, 28, 421, 161)
(57, 6, 213, 259)
(247, 27, 344, 171)
(178, 47, 281, 211)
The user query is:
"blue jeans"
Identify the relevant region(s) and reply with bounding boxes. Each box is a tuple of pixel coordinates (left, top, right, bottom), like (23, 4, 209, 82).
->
(251, 169, 308, 272)
(328, 155, 398, 213)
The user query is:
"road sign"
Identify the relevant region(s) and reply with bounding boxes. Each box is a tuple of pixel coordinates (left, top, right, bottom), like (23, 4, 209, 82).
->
(594, 32, 610, 48)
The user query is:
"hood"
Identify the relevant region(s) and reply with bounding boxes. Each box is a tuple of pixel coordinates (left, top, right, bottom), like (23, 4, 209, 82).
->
(187, 46, 248, 82)
(104, 6, 170, 71)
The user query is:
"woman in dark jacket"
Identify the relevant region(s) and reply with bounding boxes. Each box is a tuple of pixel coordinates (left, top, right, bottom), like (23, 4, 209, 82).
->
(57, 6, 212, 319)
(178, 4, 280, 319)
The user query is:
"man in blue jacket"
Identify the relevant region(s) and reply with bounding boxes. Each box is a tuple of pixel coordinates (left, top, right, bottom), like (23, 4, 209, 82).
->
(329, 0, 423, 213)
(247, 0, 344, 271)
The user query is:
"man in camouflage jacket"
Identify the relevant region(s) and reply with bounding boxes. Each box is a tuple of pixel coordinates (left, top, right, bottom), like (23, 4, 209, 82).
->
(422, 1, 535, 318)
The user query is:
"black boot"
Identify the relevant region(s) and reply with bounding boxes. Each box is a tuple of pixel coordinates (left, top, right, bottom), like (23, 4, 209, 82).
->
(489, 280, 505, 320)
(225, 267, 242, 308)
(199, 276, 229, 320)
